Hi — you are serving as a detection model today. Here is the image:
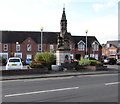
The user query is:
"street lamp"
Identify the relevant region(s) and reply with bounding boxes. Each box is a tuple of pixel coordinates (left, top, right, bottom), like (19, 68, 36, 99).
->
(40, 27, 44, 53)
(16, 42, 19, 52)
(92, 42, 95, 58)
(85, 30, 88, 58)
(16, 42, 19, 57)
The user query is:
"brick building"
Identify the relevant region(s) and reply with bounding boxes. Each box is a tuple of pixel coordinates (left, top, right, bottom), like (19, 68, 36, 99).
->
(0, 7, 102, 61)
(102, 40, 120, 59)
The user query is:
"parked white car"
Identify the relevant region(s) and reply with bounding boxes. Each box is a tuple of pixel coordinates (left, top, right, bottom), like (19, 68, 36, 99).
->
(6, 57, 23, 70)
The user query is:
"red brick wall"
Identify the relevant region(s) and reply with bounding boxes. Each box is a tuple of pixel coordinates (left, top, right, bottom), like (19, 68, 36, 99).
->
(1, 38, 102, 61)
(105, 45, 118, 58)
(21, 37, 38, 61)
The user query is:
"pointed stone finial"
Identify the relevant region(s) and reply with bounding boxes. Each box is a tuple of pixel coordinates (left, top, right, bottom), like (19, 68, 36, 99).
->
(63, 3, 65, 11)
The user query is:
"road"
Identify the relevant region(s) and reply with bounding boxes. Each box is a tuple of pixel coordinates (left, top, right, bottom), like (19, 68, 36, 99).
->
(2, 73, 119, 102)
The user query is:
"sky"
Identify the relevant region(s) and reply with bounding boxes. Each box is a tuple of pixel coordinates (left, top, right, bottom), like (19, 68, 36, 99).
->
(0, 0, 119, 44)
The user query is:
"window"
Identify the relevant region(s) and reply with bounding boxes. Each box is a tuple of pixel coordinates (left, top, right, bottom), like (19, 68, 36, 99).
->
(50, 45, 54, 51)
(3, 44, 8, 51)
(26, 54, 32, 59)
(109, 50, 116, 55)
(0, 53, 8, 60)
(78, 42, 85, 51)
(92, 42, 99, 51)
(16, 44, 20, 51)
(106, 44, 110, 49)
(90, 54, 94, 58)
(118, 49, 120, 53)
(95, 54, 98, 60)
(14, 53, 22, 58)
(27, 44, 31, 51)
(9, 59, 20, 62)
(38, 44, 41, 51)
(70, 45, 72, 50)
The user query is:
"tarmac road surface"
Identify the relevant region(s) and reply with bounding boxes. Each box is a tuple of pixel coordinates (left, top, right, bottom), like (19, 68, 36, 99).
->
(2, 73, 119, 102)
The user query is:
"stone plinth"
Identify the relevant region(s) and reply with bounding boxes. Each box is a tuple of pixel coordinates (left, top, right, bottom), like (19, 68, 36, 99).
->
(56, 50, 70, 65)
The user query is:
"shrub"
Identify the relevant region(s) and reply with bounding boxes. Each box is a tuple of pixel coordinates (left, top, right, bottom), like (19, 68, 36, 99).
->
(41, 52, 55, 66)
(96, 61, 103, 66)
(30, 61, 43, 68)
(89, 60, 98, 66)
(34, 53, 43, 62)
(34, 52, 55, 69)
(79, 56, 103, 66)
(79, 56, 90, 66)
(89, 57, 96, 60)
(0, 57, 6, 66)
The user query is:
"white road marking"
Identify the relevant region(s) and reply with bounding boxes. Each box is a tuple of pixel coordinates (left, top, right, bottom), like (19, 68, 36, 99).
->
(5, 87, 79, 97)
(105, 82, 120, 86)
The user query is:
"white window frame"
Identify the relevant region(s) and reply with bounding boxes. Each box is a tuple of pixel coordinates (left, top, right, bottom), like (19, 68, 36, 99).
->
(50, 44, 54, 51)
(38, 44, 41, 52)
(92, 41, 99, 51)
(14, 53, 22, 58)
(77, 41, 85, 51)
(3, 44, 8, 51)
(26, 54, 32, 59)
(0, 52, 8, 60)
(106, 43, 110, 49)
(90, 54, 94, 58)
(16, 44, 20, 52)
(109, 50, 116, 55)
(70, 54, 74, 59)
(95, 54, 98, 60)
(27, 44, 32, 51)
(70, 45, 72, 50)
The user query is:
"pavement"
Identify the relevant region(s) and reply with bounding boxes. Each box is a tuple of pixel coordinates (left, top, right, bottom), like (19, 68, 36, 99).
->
(1, 68, 119, 81)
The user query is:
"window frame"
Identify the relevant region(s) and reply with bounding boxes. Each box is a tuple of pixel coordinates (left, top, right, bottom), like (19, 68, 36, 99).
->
(16, 44, 20, 52)
(77, 41, 85, 51)
(3, 44, 8, 51)
(50, 44, 54, 52)
(92, 41, 99, 51)
(27, 44, 32, 51)
(38, 44, 41, 52)
(109, 50, 116, 55)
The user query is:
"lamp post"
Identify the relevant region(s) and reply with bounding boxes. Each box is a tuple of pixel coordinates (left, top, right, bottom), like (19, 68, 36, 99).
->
(40, 27, 44, 53)
(16, 42, 19, 57)
(85, 30, 88, 58)
(92, 42, 95, 58)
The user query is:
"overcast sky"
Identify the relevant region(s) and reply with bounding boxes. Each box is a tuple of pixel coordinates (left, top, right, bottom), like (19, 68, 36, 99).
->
(0, 0, 119, 44)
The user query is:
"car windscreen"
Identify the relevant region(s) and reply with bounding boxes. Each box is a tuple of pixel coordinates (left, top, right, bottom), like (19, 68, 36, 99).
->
(9, 59, 20, 62)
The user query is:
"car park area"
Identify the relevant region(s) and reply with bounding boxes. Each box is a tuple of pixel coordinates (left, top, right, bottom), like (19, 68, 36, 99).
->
(103, 58, 117, 65)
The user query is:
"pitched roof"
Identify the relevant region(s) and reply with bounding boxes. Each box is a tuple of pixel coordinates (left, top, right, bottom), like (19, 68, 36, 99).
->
(0, 31, 101, 48)
(0, 31, 59, 44)
(71, 36, 102, 48)
(107, 40, 120, 49)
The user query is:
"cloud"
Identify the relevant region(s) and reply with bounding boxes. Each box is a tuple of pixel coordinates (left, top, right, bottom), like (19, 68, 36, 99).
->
(0, 0, 118, 44)
(69, 16, 118, 44)
(92, 4, 104, 12)
(92, 0, 118, 12)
